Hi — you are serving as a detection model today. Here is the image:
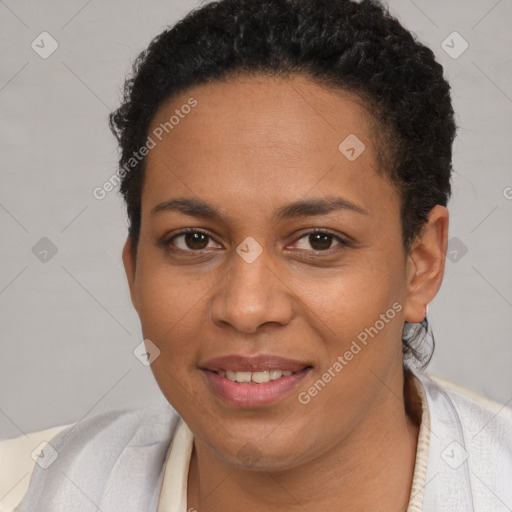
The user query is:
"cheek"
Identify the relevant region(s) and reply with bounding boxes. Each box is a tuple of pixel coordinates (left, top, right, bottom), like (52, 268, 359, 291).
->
(133, 259, 211, 410)
(299, 258, 405, 342)
(133, 253, 209, 361)
(136, 242, 198, 309)
(299, 263, 406, 397)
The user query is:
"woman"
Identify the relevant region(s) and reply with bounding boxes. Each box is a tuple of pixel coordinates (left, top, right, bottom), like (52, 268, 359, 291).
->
(12, 0, 512, 510)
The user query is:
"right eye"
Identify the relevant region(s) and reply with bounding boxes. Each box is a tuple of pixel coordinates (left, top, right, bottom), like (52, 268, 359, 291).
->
(166, 229, 222, 252)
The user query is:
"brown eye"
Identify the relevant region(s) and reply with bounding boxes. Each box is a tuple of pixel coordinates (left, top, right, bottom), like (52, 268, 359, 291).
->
(308, 233, 335, 251)
(168, 230, 219, 251)
(183, 232, 209, 250)
(292, 231, 345, 252)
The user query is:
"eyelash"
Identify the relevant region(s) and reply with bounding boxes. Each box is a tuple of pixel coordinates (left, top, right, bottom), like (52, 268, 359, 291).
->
(163, 227, 351, 255)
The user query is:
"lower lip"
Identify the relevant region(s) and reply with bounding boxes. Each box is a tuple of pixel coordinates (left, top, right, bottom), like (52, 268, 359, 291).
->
(203, 369, 311, 408)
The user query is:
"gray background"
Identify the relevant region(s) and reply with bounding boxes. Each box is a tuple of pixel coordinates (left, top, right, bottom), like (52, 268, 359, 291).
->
(1, 0, 511, 439)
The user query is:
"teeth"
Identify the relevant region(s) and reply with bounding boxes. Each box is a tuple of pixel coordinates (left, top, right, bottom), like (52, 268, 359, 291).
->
(269, 369, 282, 380)
(235, 371, 252, 383)
(252, 370, 270, 383)
(218, 369, 295, 383)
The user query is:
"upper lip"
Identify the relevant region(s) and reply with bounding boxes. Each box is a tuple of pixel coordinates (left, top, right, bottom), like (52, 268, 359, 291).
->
(200, 354, 312, 373)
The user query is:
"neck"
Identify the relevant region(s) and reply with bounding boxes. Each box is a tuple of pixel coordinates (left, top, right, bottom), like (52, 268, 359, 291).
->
(187, 367, 421, 512)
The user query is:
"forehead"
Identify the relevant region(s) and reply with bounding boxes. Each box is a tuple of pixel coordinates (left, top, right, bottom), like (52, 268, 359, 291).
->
(149, 74, 375, 153)
(142, 74, 396, 222)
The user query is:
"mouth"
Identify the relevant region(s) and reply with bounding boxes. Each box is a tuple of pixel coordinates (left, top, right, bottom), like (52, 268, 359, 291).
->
(215, 368, 296, 383)
(200, 354, 313, 408)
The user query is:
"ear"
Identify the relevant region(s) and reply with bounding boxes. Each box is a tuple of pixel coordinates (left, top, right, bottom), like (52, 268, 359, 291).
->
(403, 205, 449, 323)
(122, 237, 139, 312)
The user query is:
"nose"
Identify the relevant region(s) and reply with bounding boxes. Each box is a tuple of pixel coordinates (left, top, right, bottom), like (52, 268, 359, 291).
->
(210, 247, 294, 334)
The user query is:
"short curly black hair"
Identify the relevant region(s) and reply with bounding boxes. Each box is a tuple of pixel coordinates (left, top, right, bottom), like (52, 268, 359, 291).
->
(109, 0, 456, 367)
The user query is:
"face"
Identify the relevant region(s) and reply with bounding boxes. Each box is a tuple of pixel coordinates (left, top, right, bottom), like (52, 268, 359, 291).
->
(123, 74, 446, 471)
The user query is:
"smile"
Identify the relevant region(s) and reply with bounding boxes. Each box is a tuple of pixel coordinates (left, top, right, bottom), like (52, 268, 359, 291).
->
(200, 354, 313, 407)
(216, 369, 294, 383)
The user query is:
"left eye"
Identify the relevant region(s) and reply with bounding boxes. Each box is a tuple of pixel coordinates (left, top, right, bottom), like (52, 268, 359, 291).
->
(292, 232, 344, 251)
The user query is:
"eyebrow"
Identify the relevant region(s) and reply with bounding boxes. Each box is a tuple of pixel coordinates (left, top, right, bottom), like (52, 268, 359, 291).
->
(150, 196, 368, 220)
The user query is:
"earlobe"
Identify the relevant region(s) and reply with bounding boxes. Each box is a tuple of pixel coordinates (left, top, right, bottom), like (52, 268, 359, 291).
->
(403, 205, 449, 323)
(122, 237, 139, 312)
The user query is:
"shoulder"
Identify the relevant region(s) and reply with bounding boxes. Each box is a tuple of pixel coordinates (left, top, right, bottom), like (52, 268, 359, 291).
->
(426, 372, 512, 463)
(423, 372, 512, 429)
(412, 370, 512, 460)
(0, 403, 181, 512)
(0, 424, 72, 512)
(415, 370, 512, 509)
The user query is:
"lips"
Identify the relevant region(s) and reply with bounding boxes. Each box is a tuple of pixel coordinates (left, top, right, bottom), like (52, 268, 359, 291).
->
(200, 354, 312, 408)
(200, 354, 311, 373)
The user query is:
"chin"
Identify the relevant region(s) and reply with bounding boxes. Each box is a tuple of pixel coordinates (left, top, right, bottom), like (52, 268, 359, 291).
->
(205, 429, 315, 473)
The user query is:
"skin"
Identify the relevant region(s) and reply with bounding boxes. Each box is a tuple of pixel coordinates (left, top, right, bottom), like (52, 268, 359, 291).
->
(123, 74, 449, 511)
